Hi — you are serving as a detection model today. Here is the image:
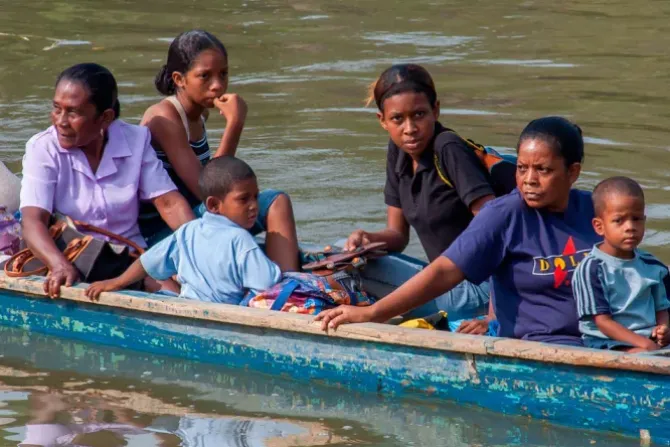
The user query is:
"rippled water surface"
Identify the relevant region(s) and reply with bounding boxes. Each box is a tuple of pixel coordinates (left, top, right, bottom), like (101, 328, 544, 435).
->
(1, 0, 669, 444)
(2, 0, 670, 259)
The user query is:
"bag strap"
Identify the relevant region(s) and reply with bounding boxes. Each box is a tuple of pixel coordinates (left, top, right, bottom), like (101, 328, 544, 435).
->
(270, 280, 299, 311)
(4, 236, 93, 278)
(3, 249, 46, 277)
(166, 96, 191, 142)
(433, 152, 453, 188)
(3, 218, 143, 278)
(68, 219, 144, 254)
(433, 129, 487, 189)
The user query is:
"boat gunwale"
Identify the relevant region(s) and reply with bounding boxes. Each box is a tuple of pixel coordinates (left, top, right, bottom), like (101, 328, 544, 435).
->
(2, 273, 670, 375)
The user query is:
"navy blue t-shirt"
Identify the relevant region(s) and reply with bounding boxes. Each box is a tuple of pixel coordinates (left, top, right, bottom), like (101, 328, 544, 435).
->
(444, 189, 601, 346)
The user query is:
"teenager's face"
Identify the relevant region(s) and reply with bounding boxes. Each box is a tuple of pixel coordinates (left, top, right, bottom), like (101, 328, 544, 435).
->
(516, 138, 580, 212)
(174, 49, 228, 108)
(593, 194, 646, 258)
(51, 80, 113, 150)
(378, 92, 439, 159)
(207, 177, 259, 229)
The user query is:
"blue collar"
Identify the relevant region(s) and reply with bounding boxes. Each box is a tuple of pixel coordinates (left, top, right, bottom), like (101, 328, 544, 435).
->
(201, 211, 242, 228)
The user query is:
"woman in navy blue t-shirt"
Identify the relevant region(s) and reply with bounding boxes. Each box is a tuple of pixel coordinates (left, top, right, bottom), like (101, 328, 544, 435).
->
(318, 116, 601, 346)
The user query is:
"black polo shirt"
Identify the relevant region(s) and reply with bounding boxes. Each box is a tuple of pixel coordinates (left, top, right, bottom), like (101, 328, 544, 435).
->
(384, 123, 495, 261)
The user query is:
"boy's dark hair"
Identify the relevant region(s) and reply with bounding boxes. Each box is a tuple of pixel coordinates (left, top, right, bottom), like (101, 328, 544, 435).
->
(517, 116, 583, 168)
(57, 63, 120, 119)
(199, 156, 256, 199)
(592, 176, 645, 216)
(155, 30, 228, 96)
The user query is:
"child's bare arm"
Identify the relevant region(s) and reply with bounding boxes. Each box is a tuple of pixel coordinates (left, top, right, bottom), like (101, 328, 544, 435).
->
(85, 259, 148, 301)
(593, 314, 658, 351)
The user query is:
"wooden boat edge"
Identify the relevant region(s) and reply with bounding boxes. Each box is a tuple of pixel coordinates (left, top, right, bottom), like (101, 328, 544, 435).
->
(2, 273, 670, 376)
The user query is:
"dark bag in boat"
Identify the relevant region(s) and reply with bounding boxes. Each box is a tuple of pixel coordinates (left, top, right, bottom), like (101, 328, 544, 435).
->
(3, 215, 144, 282)
(434, 129, 517, 197)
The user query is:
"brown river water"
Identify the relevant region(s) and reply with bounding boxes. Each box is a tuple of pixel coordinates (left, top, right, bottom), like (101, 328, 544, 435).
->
(0, 0, 668, 444)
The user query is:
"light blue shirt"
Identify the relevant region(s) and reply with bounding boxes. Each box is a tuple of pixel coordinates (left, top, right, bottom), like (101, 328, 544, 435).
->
(140, 212, 281, 304)
(572, 244, 670, 341)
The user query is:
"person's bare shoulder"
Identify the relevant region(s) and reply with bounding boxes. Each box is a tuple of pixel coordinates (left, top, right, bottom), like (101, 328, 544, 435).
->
(140, 99, 180, 126)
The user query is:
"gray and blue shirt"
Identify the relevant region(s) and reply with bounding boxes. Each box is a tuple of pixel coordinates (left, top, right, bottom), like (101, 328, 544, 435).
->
(572, 244, 670, 346)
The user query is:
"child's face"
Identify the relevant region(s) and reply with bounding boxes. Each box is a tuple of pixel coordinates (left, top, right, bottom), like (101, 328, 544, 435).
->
(206, 177, 259, 229)
(593, 193, 646, 258)
(175, 48, 228, 108)
(378, 92, 439, 158)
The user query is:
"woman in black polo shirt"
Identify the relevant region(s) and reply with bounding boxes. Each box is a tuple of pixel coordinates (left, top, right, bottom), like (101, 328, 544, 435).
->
(346, 64, 497, 333)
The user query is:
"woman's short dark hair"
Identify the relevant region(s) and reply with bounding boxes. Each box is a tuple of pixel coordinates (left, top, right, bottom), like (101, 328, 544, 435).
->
(517, 116, 584, 167)
(155, 30, 228, 96)
(367, 64, 437, 112)
(56, 63, 120, 119)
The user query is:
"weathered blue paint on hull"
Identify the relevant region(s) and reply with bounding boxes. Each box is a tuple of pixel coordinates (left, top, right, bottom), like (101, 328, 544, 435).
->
(0, 290, 667, 444)
(0, 325, 638, 446)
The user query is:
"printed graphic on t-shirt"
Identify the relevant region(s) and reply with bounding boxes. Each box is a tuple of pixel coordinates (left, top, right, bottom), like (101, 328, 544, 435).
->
(532, 236, 591, 288)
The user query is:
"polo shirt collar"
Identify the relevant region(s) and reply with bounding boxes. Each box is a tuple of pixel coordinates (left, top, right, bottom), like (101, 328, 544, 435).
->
(53, 121, 132, 180)
(202, 211, 241, 228)
(394, 122, 447, 176)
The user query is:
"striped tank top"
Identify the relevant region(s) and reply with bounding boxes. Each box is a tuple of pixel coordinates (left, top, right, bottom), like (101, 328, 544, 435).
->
(138, 96, 211, 236)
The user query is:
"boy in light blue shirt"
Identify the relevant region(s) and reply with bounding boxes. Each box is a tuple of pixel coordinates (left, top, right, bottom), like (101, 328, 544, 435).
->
(86, 156, 281, 304)
(573, 176, 670, 352)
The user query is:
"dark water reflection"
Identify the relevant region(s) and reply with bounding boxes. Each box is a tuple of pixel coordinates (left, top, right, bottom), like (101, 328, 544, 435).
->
(0, 326, 643, 446)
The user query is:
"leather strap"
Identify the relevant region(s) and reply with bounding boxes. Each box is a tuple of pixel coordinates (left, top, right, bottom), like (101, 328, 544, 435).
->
(4, 249, 44, 277)
(3, 218, 143, 278)
(69, 219, 144, 255)
(4, 236, 93, 278)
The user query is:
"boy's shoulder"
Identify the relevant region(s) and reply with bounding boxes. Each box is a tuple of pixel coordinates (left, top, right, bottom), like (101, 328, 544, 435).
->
(572, 250, 611, 305)
(202, 216, 263, 255)
(173, 217, 204, 237)
(574, 247, 669, 290)
(636, 250, 670, 279)
(637, 249, 667, 268)
(574, 248, 605, 278)
(176, 215, 258, 250)
(229, 226, 263, 251)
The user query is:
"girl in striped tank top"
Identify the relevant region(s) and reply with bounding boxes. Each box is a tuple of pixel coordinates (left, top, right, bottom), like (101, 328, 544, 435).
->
(139, 30, 300, 272)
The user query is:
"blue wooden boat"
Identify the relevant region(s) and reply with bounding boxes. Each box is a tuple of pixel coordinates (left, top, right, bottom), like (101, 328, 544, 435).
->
(0, 252, 669, 444)
(0, 323, 639, 446)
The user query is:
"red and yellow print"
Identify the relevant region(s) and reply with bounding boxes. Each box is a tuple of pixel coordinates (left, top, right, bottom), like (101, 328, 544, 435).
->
(532, 237, 590, 288)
